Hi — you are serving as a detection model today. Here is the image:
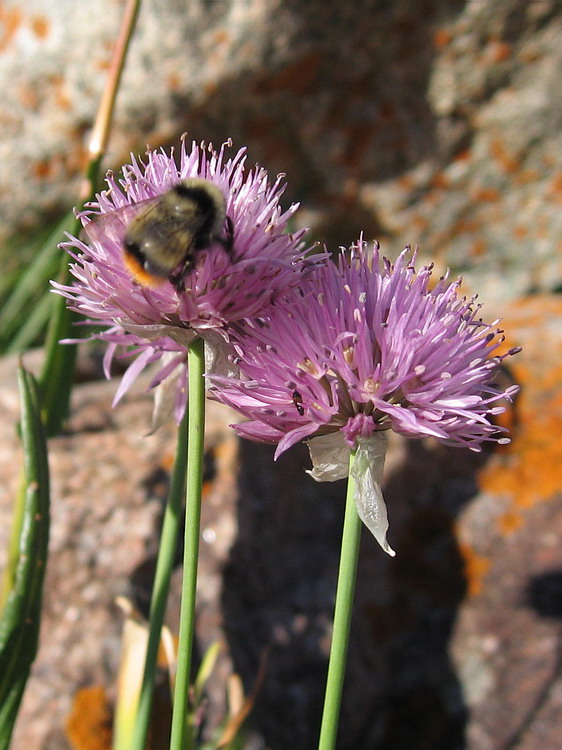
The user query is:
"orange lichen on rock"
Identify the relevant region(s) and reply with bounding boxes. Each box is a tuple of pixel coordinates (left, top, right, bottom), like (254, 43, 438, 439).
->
(30, 14, 49, 39)
(470, 238, 487, 258)
(253, 52, 323, 95)
(452, 218, 479, 236)
(433, 28, 453, 50)
(18, 83, 39, 110)
(66, 686, 112, 750)
(458, 542, 491, 597)
(430, 171, 449, 189)
(0, 8, 51, 51)
(488, 40, 512, 64)
(453, 148, 471, 163)
(412, 214, 429, 232)
(514, 168, 539, 186)
(478, 296, 562, 523)
(546, 172, 562, 202)
(0, 4, 22, 52)
(481, 391, 562, 510)
(32, 159, 53, 179)
(497, 510, 523, 535)
(52, 74, 71, 111)
(397, 174, 414, 191)
(489, 138, 520, 173)
(473, 187, 501, 203)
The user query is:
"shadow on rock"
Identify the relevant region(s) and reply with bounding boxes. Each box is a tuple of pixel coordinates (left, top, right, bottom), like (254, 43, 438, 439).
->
(222, 434, 496, 750)
(527, 571, 562, 620)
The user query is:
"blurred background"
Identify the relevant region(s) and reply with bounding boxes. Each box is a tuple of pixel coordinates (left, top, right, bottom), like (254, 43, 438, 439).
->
(0, 1, 561, 748)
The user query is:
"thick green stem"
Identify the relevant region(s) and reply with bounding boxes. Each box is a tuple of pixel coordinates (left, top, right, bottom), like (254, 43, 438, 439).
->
(318, 449, 361, 750)
(169, 337, 206, 750)
(128, 407, 188, 750)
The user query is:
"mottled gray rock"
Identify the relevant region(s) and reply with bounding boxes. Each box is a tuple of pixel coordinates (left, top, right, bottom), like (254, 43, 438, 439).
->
(2, 0, 562, 302)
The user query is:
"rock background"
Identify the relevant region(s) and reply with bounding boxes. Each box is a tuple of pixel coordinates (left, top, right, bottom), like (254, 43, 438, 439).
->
(2, 0, 562, 748)
(1, 0, 562, 299)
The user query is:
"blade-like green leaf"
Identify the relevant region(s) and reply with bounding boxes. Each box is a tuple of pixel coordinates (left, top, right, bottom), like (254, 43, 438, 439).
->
(0, 211, 76, 351)
(0, 367, 50, 750)
(193, 641, 222, 704)
(38, 208, 85, 437)
(39, 297, 80, 437)
(5, 294, 56, 355)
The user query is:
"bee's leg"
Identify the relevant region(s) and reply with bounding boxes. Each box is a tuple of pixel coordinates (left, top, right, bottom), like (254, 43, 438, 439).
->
(169, 273, 185, 293)
(169, 259, 193, 292)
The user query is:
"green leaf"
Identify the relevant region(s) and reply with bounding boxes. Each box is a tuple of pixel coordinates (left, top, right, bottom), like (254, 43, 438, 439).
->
(193, 641, 222, 705)
(0, 366, 50, 750)
(38, 209, 85, 437)
(5, 294, 56, 355)
(0, 211, 76, 352)
(39, 297, 80, 437)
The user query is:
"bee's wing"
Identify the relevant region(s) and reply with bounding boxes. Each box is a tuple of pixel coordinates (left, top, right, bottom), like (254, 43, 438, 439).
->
(80, 197, 159, 246)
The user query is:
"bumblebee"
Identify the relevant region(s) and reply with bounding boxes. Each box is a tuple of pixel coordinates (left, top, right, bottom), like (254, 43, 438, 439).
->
(85, 178, 232, 291)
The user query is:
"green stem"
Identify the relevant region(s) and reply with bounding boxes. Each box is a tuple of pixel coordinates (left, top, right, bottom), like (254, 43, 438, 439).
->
(128, 406, 189, 750)
(318, 449, 361, 750)
(170, 337, 206, 750)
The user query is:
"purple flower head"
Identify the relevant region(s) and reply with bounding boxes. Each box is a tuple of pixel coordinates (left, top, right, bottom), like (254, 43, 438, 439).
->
(209, 241, 520, 553)
(53, 139, 314, 424)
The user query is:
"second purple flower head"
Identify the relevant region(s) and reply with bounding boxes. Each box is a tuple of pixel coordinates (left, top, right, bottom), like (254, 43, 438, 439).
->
(210, 242, 521, 553)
